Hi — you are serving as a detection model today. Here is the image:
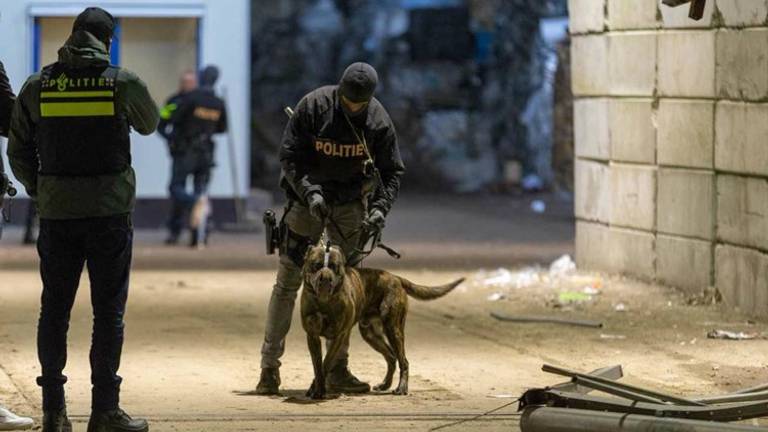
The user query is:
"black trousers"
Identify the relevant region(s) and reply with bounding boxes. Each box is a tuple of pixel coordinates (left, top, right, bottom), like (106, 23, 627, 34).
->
(36, 214, 133, 411)
(167, 151, 213, 237)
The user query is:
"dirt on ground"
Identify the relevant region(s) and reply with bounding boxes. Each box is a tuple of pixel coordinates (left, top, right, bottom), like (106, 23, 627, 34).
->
(1, 195, 767, 431)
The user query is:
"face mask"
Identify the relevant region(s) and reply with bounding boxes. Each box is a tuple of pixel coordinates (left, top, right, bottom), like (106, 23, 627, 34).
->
(340, 94, 369, 119)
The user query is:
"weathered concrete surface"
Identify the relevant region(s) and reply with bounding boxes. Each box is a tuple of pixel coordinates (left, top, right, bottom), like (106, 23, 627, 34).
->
(658, 31, 716, 97)
(607, 33, 657, 96)
(607, 0, 658, 30)
(716, 29, 768, 101)
(715, 102, 768, 176)
(575, 160, 611, 223)
(716, 0, 768, 26)
(568, 0, 606, 34)
(574, 98, 610, 160)
(609, 163, 656, 231)
(657, 100, 714, 169)
(607, 227, 656, 280)
(576, 221, 611, 272)
(572, 36, 610, 95)
(656, 234, 713, 294)
(657, 168, 715, 240)
(717, 175, 768, 250)
(715, 244, 768, 316)
(610, 99, 656, 164)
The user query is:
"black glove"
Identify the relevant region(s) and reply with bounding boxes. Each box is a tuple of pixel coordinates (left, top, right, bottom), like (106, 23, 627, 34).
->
(307, 193, 328, 221)
(364, 208, 386, 230)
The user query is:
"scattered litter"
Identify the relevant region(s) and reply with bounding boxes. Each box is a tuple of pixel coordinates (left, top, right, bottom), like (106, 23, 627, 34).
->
(491, 311, 603, 328)
(582, 286, 600, 296)
(600, 334, 627, 340)
(686, 286, 722, 306)
(549, 254, 576, 277)
(614, 303, 627, 312)
(530, 200, 546, 214)
(487, 292, 506, 302)
(472, 267, 543, 290)
(707, 329, 761, 340)
(479, 269, 513, 287)
(557, 291, 593, 306)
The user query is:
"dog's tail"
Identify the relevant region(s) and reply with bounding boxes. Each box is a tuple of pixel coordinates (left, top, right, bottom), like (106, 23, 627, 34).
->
(400, 277, 465, 301)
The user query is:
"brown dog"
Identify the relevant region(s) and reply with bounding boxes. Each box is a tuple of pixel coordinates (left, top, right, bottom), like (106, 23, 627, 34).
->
(300, 241, 464, 399)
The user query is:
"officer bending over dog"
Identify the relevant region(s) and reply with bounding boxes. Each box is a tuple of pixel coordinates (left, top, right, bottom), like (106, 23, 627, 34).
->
(7, 7, 158, 432)
(256, 62, 405, 395)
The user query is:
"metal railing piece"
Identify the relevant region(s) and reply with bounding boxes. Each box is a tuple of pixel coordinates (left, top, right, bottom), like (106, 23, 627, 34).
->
(542, 364, 706, 406)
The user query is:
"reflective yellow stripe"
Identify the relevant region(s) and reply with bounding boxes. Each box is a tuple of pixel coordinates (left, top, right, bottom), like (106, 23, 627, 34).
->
(41, 102, 115, 117)
(41, 91, 114, 99)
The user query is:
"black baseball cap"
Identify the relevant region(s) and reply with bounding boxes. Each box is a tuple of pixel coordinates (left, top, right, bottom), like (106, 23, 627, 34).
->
(72, 7, 116, 45)
(339, 62, 378, 103)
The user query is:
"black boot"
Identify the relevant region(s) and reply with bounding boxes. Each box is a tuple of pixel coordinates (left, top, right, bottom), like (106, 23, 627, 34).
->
(164, 233, 179, 245)
(87, 408, 148, 432)
(42, 408, 72, 432)
(326, 363, 370, 394)
(255, 367, 280, 395)
(189, 229, 197, 248)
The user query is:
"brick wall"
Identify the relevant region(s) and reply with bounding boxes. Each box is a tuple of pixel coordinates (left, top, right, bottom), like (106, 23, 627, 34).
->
(570, 0, 768, 315)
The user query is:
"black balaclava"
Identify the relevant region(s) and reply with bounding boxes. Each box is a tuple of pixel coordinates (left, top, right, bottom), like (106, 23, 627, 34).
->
(199, 65, 220, 89)
(338, 62, 378, 118)
(72, 7, 115, 49)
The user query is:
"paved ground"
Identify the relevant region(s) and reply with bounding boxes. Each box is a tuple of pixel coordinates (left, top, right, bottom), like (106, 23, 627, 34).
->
(2, 195, 768, 431)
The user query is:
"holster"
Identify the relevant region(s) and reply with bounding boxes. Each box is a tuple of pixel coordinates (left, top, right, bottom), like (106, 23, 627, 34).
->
(276, 201, 314, 267)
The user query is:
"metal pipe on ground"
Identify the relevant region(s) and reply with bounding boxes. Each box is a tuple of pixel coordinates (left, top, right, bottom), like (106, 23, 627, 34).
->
(571, 376, 665, 404)
(520, 407, 768, 432)
(551, 365, 623, 394)
(542, 364, 707, 406)
(696, 389, 768, 404)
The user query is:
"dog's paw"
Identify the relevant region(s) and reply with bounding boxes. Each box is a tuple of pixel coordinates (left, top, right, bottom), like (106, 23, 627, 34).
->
(306, 380, 326, 400)
(373, 382, 392, 392)
(392, 386, 408, 396)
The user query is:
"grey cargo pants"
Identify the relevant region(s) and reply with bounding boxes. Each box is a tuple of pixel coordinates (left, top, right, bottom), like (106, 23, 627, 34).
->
(260, 200, 364, 369)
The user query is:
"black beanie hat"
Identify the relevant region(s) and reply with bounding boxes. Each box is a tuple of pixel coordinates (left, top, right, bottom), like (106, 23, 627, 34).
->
(200, 65, 220, 87)
(72, 7, 115, 45)
(339, 62, 378, 103)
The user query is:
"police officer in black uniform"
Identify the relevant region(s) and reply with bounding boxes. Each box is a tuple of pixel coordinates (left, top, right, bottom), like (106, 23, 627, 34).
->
(256, 62, 405, 395)
(166, 65, 227, 247)
(7, 7, 158, 432)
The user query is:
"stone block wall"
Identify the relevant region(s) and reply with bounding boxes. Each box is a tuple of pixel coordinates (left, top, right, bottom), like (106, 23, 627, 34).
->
(570, 0, 768, 315)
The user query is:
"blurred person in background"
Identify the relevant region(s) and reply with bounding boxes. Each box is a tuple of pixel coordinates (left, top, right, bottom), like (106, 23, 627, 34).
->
(0, 58, 35, 432)
(158, 69, 197, 245)
(165, 65, 227, 247)
(7, 7, 158, 432)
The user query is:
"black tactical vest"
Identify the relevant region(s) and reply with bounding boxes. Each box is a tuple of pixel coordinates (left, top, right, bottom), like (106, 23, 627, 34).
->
(37, 63, 130, 176)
